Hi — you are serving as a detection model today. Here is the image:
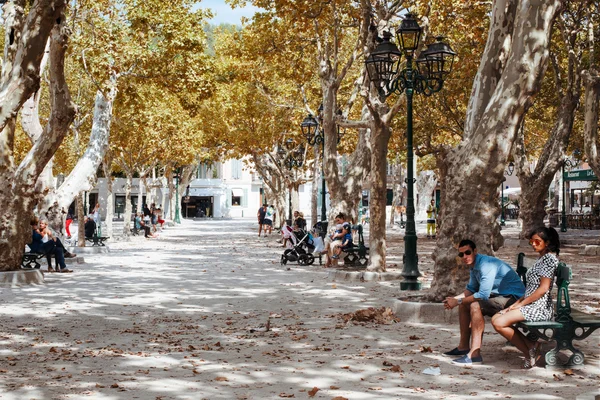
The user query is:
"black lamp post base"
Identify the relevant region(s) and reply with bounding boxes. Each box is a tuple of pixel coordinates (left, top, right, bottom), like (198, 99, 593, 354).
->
(400, 280, 422, 291)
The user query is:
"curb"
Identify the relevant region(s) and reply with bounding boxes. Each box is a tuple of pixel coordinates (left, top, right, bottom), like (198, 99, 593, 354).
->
(327, 270, 404, 282)
(68, 246, 110, 254)
(392, 299, 459, 324)
(0, 270, 44, 287)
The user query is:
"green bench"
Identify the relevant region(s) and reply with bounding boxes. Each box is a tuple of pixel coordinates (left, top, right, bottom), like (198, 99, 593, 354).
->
(515, 253, 600, 367)
(342, 224, 369, 267)
(85, 235, 109, 246)
(21, 252, 48, 269)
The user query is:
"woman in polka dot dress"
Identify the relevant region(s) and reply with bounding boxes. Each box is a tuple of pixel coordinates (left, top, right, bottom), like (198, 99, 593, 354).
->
(492, 227, 560, 368)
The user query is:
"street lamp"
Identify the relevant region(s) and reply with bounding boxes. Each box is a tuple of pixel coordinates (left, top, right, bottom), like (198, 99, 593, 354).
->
(301, 113, 327, 222)
(500, 161, 515, 226)
(279, 139, 305, 221)
(560, 150, 581, 232)
(364, 13, 456, 291)
(300, 107, 344, 222)
(174, 168, 181, 224)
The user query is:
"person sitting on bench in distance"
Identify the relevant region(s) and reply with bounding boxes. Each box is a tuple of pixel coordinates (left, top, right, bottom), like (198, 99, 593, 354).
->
(442, 239, 525, 366)
(28, 217, 73, 273)
(84, 215, 96, 238)
(38, 219, 76, 259)
(331, 223, 352, 260)
(492, 227, 560, 369)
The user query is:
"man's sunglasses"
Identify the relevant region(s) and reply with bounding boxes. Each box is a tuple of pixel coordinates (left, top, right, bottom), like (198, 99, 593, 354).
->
(458, 250, 473, 258)
(529, 238, 543, 246)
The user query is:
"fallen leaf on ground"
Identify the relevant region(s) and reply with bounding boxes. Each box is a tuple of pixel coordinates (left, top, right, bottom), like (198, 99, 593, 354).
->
(215, 377, 229, 381)
(278, 393, 295, 398)
(308, 387, 319, 397)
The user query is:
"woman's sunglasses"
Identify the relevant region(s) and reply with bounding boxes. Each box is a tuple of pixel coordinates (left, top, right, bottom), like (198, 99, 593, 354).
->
(529, 238, 543, 246)
(458, 250, 473, 258)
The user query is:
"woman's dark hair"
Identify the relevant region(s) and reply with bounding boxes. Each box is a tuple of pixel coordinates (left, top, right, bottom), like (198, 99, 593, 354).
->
(529, 226, 560, 255)
(335, 212, 345, 220)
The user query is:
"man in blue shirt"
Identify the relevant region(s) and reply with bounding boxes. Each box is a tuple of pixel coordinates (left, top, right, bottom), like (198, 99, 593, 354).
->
(442, 239, 525, 365)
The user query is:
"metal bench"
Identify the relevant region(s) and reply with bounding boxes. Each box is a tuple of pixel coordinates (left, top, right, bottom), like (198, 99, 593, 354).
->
(85, 235, 109, 246)
(21, 252, 48, 269)
(515, 253, 600, 367)
(342, 224, 369, 267)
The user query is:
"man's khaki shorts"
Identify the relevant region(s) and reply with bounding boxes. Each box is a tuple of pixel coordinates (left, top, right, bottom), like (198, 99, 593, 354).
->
(479, 295, 518, 317)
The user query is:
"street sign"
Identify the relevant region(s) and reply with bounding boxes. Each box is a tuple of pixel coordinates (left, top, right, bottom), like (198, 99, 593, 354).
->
(563, 169, 597, 181)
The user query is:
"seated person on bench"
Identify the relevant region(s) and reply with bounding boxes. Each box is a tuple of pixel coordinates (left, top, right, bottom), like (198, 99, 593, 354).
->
(84, 215, 97, 238)
(325, 213, 350, 267)
(137, 212, 155, 238)
(331, 224, 352, 260)
(492, 226, 560, 369)
(442, 239, 524, 366)
(39, 219, 76, 259)
(28, 217, 73, 273)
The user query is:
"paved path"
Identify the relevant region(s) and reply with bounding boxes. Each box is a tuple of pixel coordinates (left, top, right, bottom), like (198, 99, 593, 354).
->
(0, 219, 598, 399)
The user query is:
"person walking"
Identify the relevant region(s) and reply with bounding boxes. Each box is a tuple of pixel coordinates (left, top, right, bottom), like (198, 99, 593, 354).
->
(257, 204, 267, 237)
(492, 227, 560, 368)
(426, 199, 437, 239)
(65, 209, 74, 239)
(263, 205, 275, 236)
(442, 239, 525, 366)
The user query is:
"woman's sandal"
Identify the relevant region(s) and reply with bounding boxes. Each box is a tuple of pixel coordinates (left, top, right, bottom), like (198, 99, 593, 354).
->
(522, 358, 533, 369)
(47, 267, 55, 273)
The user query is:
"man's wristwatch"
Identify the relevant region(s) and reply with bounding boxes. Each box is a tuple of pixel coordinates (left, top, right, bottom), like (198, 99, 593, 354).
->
(457, 298, 463, 305)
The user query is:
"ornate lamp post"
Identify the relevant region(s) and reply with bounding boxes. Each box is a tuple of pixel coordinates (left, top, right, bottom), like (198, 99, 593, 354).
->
(364, 13, 456, 291)
(500, 161, 515, 226)
(300, 113, 327, 222)
(279, 139, 305, 221)
(174, 168, 181, 224)
(560, 150, 581, 232)
(301, 107, 345, 222)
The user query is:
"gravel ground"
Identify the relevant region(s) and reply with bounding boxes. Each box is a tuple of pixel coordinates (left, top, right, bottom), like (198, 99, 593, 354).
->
(0, 218, 598, 400)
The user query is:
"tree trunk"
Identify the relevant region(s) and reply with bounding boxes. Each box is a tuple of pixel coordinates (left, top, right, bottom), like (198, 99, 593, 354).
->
(517, 75, 581, 238)
(77, 191, 86, 246)
(367, 120, 391, 272)
(311, 147, 320, 227)
(103, 174, 115, 237)
(137, 174, 144, 213)
(428, 0, 562, 300)
(389, 161, 403, 227)
(0, 6, 75, 271)
(583, 70, 600, 178)
(122, 172, 133, 237)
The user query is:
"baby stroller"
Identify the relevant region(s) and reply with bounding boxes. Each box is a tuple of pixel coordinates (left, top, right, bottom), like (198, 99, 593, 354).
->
(280, 228, 316, 266)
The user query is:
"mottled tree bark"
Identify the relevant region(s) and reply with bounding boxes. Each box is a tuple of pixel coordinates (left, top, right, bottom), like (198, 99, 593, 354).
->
(516, 10, 587, 238)
(0, 3, 75, 271)
(582, 71, 600, 178)
(367, 118, 391, 271)
(428, 0, 563, 300)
